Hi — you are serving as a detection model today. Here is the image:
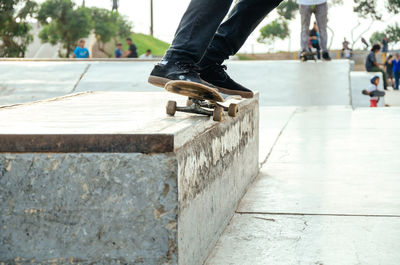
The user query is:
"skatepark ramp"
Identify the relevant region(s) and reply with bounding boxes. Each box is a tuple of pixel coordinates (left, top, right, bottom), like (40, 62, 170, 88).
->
(0, 92, 259, 265)
(0, 59, 352, 108)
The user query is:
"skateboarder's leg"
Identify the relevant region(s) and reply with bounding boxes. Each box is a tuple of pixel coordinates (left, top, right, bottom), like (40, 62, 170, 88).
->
(163, 0, 233, 64)
(199, 0, 282, 65)
(299, 5, 312, 53)
(198, 0, 282, 98)
(314, 3, 328, 53)
(148, 0, 233, 88)
(314, 3, 331, 60)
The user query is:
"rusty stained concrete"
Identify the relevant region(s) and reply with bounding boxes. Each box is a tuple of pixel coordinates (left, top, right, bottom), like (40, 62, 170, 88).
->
(0, 153, 178, 264)
(0, 92, 260, 265)
(177, 98, 259, 265)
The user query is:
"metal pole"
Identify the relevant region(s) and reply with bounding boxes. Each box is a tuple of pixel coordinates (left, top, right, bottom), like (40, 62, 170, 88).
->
(150, 0, 154, 36)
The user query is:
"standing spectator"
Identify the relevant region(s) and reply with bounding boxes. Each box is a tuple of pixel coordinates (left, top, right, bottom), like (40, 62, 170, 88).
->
(361, 37, 369, 50)
(72, 39, 90, 59)
(115, 43, 123, 58)
(342, 37, 350, 50)
(384, 54, 394, 87)
(382, 35, 389, 54)
(298, 0, 331, 61)
(125, 38, 138, 58)
(365, 44, 388, 90)
(139, 49, 153, 59)
(309, 22, 321, 59)
(393, 53, 400, 91)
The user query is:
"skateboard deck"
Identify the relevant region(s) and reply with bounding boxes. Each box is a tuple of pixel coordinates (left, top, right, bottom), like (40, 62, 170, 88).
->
(362, 90, 385, 97)
(300, 51, 317, 62)
(164, 80, 241, 121)
(165, 80, 224, 102)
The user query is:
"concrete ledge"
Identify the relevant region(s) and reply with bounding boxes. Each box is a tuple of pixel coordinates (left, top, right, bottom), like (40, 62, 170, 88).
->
(0, 92, 259, 265)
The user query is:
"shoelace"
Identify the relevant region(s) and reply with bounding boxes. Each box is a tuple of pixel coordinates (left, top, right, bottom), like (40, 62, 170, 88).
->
(215, 64, 227, 74)
(175, 62, 200, 74)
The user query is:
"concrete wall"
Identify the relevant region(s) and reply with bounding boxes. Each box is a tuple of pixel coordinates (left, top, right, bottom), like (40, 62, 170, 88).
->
(0, 92, 259, 265)
(0, 153, 178, 264)
(177, 99, 259, 265)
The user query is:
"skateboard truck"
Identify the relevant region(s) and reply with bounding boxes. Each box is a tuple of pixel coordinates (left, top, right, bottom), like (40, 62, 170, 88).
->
(166, 98, 238, 122)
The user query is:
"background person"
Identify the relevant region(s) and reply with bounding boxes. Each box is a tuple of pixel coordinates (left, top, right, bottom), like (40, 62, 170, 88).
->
(309, 22, 321, 59)
(140, 49, 153, 59)
(115, 43, 123, 58)
(393, 53, 400, 91)
(365, 44, 388, 90)
(72, 39, 89, 59)
(124, 38, 138, 58)
(382, 35, 389, 54)
(384, 54, 394, 87)
(298, 0, 331, 61)
(366, 76, 382, 108)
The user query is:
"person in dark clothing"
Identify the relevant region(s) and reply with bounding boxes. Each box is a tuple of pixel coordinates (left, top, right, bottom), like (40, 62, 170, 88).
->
(382, 36, 389, 54)
(393, 53, 400, 91)
(385, 54, 394, 87)
(309, 22, 321, 59)
(365, 44, 388, 90)
(148, 0, 283, 98)
(125, 38, 138, 58)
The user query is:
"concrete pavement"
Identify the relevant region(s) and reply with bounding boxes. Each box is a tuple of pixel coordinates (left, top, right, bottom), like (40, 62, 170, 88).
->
(0, 60, 351, 107)
(205, 106, 400, 265)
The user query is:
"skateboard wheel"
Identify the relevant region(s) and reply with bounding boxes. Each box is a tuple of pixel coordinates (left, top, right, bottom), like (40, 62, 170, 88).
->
(186, 99, 194, 106)
(213, 106, 223, 122)
(166, 101, 177, 116)
(228, 103, 238, 117)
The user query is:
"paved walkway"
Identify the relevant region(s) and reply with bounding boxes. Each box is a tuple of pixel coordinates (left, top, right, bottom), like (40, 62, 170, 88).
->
(206, 106, 400, 265)
(0, 60, 351, 107)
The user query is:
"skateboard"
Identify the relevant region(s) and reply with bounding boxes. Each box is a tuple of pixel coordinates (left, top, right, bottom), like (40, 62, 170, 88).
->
(300, 51, 317, 62)
(164, 80, 240, 122)
(362, 90, 385, 97)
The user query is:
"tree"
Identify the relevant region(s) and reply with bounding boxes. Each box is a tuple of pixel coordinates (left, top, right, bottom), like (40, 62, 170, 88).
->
(353, 0, 382, 20)
(369, 31, 386, 45)
(386, 0, 400, 14)
(90, 7, 132, 57)
(276, 0, 298, 20)
(386, 23, 400, 46)
(37, 0, 93, 58)
(257, 0, 297, 49)
(258, 19, 289, 44)
(0, 0, 38, 57)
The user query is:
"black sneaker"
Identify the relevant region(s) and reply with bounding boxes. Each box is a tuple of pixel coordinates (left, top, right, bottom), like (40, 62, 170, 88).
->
(199, 64, 254, 98)
(148, 61, 213, 88)
(322, 52, 332, 61)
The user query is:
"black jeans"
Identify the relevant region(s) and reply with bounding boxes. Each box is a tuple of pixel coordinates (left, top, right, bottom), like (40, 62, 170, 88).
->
(164, 0, 283, 65)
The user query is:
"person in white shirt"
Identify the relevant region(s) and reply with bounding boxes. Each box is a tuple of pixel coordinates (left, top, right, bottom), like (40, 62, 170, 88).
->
(139, 49, 153, 59)
(298, 0, 331, 60)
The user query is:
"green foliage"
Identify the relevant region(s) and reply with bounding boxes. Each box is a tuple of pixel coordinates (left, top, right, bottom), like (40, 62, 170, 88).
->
(258, 19, 289, 44)
(386, 23, 400, 45)
(386, 0, 400, 14)
(90, 7, 131, 57)
(369, 31, 386, 45)
(277, 0, 298, 20)
(38, 0, 93, 58)
(0, 0, 38, 57)
(353, 0, 382, 20)
(116, 33, 169, 57)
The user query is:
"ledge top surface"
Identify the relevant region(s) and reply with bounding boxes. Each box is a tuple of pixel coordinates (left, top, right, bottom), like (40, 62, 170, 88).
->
(0, 91, 257, 153)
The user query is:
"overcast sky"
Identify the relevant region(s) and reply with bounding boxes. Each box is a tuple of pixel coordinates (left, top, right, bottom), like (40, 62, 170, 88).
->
(38, 0, 400, 52)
